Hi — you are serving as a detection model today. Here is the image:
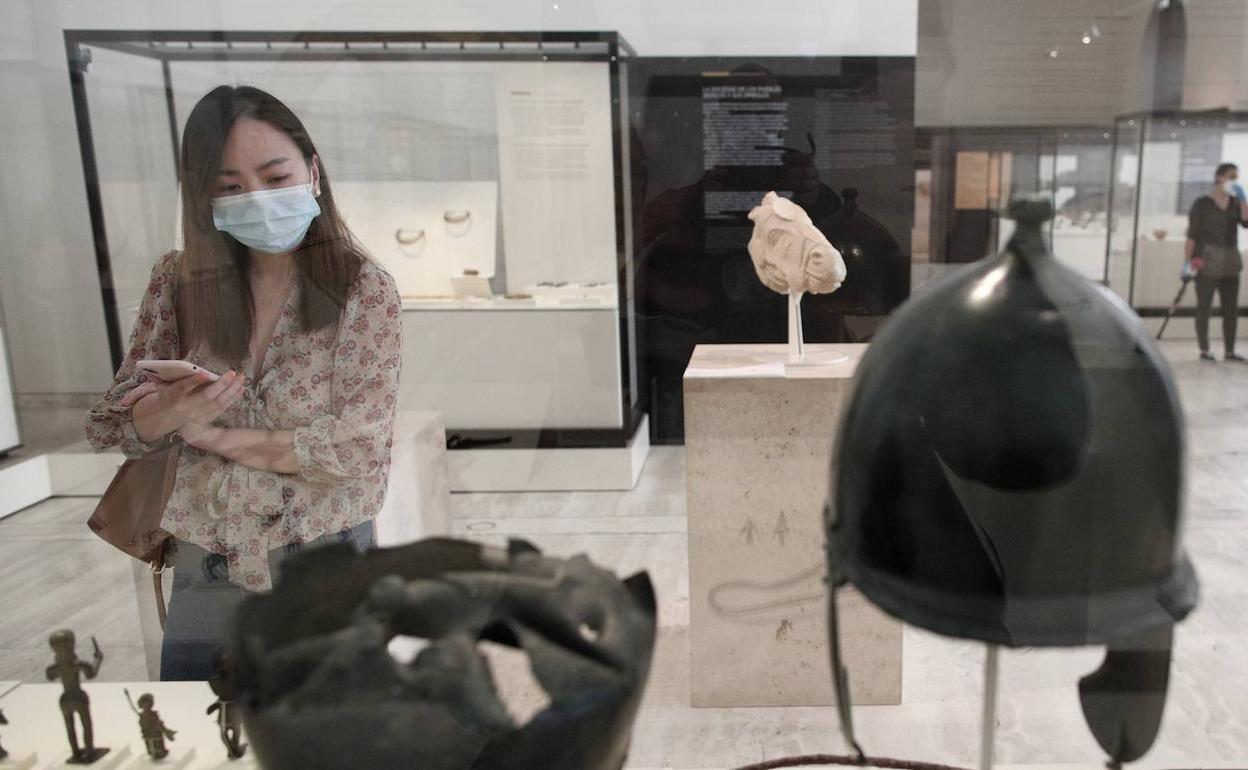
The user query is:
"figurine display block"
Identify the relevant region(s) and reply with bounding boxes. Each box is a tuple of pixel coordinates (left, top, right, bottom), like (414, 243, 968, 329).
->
(683, 344, 901, 707)
(0, 682, 241, 769)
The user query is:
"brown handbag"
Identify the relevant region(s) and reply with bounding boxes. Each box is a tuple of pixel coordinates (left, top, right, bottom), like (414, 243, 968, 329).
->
(88, 436, 183, 627)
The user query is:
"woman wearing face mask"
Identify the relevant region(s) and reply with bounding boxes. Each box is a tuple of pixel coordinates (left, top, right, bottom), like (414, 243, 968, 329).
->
(1185, 161, 1248, 362)
(85, 86, 402, 680)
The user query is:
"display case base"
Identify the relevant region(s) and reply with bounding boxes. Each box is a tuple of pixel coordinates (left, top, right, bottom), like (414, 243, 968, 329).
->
(448, 415, 649, 492)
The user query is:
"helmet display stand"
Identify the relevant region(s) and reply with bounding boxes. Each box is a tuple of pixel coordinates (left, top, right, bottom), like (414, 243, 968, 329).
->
(786, 292, 849, 369)
(979, 645, 999, 770)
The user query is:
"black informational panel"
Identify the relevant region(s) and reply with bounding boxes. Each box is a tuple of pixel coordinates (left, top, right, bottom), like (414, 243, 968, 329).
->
(629, 57, 915, 442)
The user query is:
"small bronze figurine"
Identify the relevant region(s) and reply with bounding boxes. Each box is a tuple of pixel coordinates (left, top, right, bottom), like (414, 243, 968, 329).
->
(125, 690, 176, 760)
(46, 630, 108, 764)
(206, 649, 247, 759)
(0, 708, 8, 760)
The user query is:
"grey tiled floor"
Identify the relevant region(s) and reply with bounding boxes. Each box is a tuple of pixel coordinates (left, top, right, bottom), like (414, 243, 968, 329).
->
(0, 340, 1244, 768)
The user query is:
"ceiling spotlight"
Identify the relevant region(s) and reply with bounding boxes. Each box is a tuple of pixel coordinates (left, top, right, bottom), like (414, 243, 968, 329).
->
(1049, 47, 1060, 58)
(1090, 24, 1101, 39)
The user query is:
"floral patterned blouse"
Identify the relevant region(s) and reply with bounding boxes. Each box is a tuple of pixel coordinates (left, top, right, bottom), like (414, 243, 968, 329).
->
(85, 251, 402, 591)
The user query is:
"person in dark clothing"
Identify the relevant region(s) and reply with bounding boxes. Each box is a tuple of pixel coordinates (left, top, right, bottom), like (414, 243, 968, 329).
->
(1186, 162, 1248, 361)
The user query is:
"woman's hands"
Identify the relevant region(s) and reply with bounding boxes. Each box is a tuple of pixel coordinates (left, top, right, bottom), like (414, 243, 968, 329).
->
(178, 421, 225, 451)
(126, 370, 247, 444)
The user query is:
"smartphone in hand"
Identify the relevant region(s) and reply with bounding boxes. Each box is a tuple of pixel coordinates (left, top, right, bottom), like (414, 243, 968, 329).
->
(136, 359, 221, 383)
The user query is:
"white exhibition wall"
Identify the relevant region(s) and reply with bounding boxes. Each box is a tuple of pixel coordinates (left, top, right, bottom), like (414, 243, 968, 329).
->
(0, 0, 917, 396)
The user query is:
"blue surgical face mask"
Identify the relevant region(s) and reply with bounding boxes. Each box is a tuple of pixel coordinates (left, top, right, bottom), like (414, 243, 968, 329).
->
(211, 183, 321, 253)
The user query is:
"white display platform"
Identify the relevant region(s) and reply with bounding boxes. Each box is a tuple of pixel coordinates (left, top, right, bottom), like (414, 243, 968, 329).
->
(0, 451, 128, 520)
(684, 344, 902, 708)
(448, 414, 650, 492)
(0, 683, 257, 770)
(0, 457, 51, 521)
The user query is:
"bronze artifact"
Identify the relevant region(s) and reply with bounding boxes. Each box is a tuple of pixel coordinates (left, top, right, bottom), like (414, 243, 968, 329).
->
(230, 538, 657, 770)
(125, 690, 177, 759)
(207, 648, 248, 760)
(45, 630, 109, 764)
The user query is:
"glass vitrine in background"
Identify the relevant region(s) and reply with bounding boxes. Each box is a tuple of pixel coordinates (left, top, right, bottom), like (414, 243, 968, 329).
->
(67, 31, 645, 491)
(1107, 110, 1248, 319)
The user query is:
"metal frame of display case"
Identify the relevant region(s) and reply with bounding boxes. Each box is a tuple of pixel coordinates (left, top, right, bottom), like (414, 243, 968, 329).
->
(1107, 108, 1248, 318)
(64, 29, 642, 450)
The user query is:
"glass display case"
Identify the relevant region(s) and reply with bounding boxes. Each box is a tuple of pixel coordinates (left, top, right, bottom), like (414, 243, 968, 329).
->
(65, 30, 645, 490)
(924, 126, 1113, 280)
(0, 291, 18, 456)
(1106, 109, 1248, 319)
(2, 3, 1247, 769)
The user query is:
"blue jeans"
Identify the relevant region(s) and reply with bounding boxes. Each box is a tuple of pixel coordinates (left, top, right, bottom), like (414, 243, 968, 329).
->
(159, 520, 374, 681)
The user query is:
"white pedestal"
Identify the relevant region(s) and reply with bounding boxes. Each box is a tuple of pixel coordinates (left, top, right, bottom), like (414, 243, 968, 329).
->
(374, 410, 451, 547)
(124, 746, 195, 769)
(683, 343, 902, 708)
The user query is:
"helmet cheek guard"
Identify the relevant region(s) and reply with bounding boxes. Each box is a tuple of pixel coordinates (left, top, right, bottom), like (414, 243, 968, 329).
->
(827, 195, 1198, 767)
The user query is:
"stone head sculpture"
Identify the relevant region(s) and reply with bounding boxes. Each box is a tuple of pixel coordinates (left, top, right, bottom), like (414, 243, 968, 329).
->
(747, 191, 846, 296)
(230, 538, 657, 770)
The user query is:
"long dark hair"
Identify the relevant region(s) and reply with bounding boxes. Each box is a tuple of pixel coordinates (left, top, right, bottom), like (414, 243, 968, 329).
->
(178, 85, 363, 363)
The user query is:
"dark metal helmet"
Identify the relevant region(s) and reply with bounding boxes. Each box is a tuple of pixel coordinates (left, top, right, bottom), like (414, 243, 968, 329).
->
(825, 196, 1198, 765)
(230, 537, 656, 770)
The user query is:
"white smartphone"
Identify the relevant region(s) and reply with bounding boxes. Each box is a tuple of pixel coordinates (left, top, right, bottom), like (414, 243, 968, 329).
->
(136, 359, 220, 383)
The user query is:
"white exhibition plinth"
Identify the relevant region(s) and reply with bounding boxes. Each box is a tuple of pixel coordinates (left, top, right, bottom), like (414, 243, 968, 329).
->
(683, 343, 902, 708)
